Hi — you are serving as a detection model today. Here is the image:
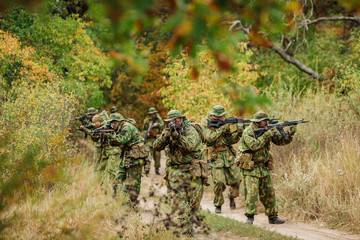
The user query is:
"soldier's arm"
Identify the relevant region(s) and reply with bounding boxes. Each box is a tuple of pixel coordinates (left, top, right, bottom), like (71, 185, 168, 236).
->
(142, 120, 148, 135)
(112, 124, 133, 145)
(158, 118, 165, 130)
(200, 120, 223, 144)
(226, 125, 243, 145)
(177, 127, 201, 152)
(243, 129, 270, 151)
(153, 129, 169, 151)
(271, 130, 293, 146)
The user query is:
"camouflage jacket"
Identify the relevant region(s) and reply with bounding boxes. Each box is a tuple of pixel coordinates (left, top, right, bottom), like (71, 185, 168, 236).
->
(153, 118, 204, 165)
(239, 122, 293, 177)
(111, 121, 143, 149)
(90, 121, 121, 157)
(142, 114, 165, 141)
(200, 115, 242, 168)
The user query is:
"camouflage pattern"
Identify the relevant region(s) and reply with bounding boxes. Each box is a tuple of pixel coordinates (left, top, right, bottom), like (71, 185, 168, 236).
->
(209, 105, 228, 117)
(239, 121, 293, 217)
(111, 106, 118, 113)
(90, 120, 121, 191)
(110, 119, 148, 203)
(201, 114, 243, 207)
(153, 116, 205, 229)
(142, 112, 164, 172)
(87, 107, 98, 115)
(164, 109, 185, 121)
(147, 107, 158, 114)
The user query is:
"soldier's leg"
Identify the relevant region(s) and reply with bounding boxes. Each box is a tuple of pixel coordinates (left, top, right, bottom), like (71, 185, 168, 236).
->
(225, 163, 242, 199)
(211, 167, 226, 207)
(168, 169, 191, 223)
(124, 162, 143, 203)
(189, 176, 204, 213)
(106, 153, 121, 194)
(259, 175, 278, 217)
(154, 150, 161, 174)
(243, 175, 260, 216)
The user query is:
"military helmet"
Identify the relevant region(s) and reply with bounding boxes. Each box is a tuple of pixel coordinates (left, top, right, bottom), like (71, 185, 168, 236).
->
(251, 111, 270, 122)
(87, 107, 98, 115)
(209, 105, 228, 117)
(110, 113, 125, 122)
(92, 114, 104, 123)
(110, 106, 118, 113)
(165, 110, 185, 121)
(148, 107, 158, 115)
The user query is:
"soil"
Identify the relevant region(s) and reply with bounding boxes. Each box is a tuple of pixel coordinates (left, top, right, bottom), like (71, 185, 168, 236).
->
(139, 154, 360, 240)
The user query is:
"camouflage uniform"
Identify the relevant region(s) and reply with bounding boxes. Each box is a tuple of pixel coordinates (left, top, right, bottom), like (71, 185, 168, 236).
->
(142, 107, 164, 175)
(153, 110, 204, 234)
(201, 105, 243, 212)
(111, 106, 118, 113)
(237, 111, 295, 224)
(89, 115, 121, 193)
(86, 107, 98, 124)
(108, 113, 149, 203)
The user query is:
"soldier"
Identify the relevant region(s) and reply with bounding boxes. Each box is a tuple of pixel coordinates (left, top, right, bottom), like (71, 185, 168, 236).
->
(237, 111, 296, 224)
(111, 106, 118, 113)
(142, 107, 164, 175)
(107, 113, 149, 204)
(82, 115, 121, 194)
(87, 107, 98, 123)
(153, 110, 204, 236)
(201, 105, 243, 214)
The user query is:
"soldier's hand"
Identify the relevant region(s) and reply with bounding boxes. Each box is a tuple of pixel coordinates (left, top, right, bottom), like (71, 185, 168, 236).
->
(80, 125, 86, 130)
(236, 123, 244, 134)
(263, 128, 277, 139)
(153, 123, 158, 127)
(220, 124, 230, 133)
(163, 128, 171, 138)
(288, 125, 297, 136)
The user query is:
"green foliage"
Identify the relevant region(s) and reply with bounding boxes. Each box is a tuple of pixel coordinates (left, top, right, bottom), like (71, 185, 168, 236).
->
(161, 45, 269, 121)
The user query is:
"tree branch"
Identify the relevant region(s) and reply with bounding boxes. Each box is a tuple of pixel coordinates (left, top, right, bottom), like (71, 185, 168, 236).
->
(301, 16, 360, 27)
(228, 20, 324, 81)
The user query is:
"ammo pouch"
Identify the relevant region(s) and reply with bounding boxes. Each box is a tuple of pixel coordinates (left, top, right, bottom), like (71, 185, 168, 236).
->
(190, 159, 211, 179)
(125, 143, 149, 160)
(236, 151, 254, 170)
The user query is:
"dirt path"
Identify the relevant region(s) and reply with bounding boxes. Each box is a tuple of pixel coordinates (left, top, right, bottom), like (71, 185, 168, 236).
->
(140, 154, 360, 240)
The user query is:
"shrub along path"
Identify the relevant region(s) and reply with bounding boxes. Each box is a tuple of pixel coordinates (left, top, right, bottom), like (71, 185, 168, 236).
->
(139, 153, 360, 240)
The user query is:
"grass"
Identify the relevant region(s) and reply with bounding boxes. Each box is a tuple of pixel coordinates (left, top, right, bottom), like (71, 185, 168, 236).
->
(265, 89, 360, 233)
(202, 210, 298, 240)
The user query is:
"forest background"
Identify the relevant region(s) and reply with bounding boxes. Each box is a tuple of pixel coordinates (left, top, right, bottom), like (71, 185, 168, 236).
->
(0, 0, 359, 239)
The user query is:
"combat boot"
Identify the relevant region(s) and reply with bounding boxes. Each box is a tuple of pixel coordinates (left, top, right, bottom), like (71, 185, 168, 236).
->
(245, 215, 254, 224)
(229, 197, 236, 210)
(268, 216, 285, 224)
(215, 206, 221, 214)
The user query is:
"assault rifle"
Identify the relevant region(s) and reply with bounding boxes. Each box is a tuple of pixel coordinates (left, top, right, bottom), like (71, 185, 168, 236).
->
(208, 117, 280, 128)
(144, 117, 158, 142)
(76, 124, 95, 138)
(74, 114, 89, 125)
(90, 123, 115, 145)
(254, 119, 309, 139)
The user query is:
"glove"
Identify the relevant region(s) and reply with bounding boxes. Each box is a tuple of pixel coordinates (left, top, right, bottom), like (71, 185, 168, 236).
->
(288, 125, 297, 136)
(263, 128, 277, 139)
(163, 128, 171, 138)
(220, 124, 230, 133)
(236, 123, 244, 134)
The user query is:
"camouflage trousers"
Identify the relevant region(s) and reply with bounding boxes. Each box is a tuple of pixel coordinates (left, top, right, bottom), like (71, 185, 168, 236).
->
(146, 140, 161, 171)
(168, 167, 204, 229)
(211, 163, 241, 207)
(117, 161, 143, 203)
(243, 174, 278, 217)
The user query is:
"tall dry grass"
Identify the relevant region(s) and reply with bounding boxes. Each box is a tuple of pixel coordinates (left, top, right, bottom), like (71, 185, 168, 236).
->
(1, 157, 176, 240)
(266, 89, 360, 232)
